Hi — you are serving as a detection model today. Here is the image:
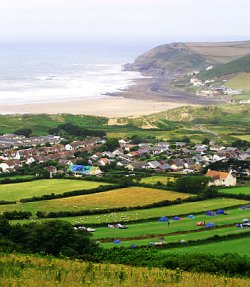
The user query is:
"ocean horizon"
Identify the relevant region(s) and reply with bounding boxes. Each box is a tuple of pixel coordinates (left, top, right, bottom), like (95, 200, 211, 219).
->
(0, 41, 152, 105)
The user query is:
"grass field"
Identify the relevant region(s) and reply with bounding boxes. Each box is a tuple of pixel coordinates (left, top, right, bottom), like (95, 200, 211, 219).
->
(138, 176, 175, 185)
(93, 205, 250, 240)
(0, 187, 190, 214)
(161, 236, 250, 257)
(101, 227, 250, 248)
(11, 198, 248, 225)
(219, 186, 250, 195)
(0, 179, 109, 201)
(1, 253, 248, 287)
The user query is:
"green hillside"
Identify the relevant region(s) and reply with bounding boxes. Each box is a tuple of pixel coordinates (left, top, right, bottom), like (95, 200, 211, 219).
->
(198, 54, 250, 79)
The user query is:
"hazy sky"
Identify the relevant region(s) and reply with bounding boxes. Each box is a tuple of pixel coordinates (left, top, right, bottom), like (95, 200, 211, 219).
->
(0, 0, 250, 43)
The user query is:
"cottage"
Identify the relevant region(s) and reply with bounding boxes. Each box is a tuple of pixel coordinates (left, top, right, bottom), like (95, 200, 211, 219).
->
(206, 169, 236, 186)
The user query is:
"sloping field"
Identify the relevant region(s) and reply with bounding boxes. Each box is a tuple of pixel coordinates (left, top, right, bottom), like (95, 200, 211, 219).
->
(0, 187, 190, 214)
(1, 253, 248, 287)
(226, 72, 250, 93)
(186, 41, 250, 63)
(13, 198, 248, 225)
(0, 179, 109, 201)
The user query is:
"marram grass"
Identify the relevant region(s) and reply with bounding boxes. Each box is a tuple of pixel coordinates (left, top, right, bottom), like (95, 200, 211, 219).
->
(0, 253, 249, 287)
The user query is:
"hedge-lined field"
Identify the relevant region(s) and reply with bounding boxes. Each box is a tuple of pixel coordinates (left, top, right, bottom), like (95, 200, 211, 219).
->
(219, 186, 250, 195)
(0, 253, 249, 287)
(161, 236, 250, 257)
(138, 176, 175, 185)
(93, 205, 250, 240)
(11, 198, 248, 225)
(0, 179, 109, 201)
(101, 227, 250, 248)
(0, 187, 190, 214)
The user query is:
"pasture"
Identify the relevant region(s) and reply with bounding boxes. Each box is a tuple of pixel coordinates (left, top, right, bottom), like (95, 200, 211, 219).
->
(0, 187, 190, 214)
(11, 198, 248, 225)
(219, 186, 250, 195)
(93, 205, 250, 240)
(101, 227, 250, 248)
(138, 176, 175, 185)
(160, 236, 250, 257)
(0, 179, 109, 201)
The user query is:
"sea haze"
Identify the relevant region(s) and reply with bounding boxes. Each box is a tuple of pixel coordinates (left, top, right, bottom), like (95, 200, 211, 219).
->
(0, 41, 148, 105)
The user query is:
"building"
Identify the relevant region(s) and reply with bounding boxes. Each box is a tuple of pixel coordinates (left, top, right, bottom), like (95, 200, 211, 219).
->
(205, 169, 236, 186)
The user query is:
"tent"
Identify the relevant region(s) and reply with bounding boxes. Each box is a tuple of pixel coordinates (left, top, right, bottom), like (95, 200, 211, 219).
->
(173, 216, 182, 221)
(159, 216, 168, 222)
(130, 244, 137, 248)
(188, 214, 195, 219)
(242, 218, 249, 223)
(114, 239, 121, 244)
(216, 209, 225, 215)
(205, 222, 215, 228)
(206, 211, 215, 216)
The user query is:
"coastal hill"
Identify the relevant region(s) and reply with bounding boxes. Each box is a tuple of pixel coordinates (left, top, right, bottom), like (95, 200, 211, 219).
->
(125, 41, 250, 75)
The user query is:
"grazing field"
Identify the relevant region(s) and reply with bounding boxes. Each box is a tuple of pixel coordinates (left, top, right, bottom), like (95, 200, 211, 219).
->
(0, 179, 109, 201)
(219, 186, 250, 195)
(1, 253, 248, 287)
(101, 227, 250, 248)
(12, 198, 248, 225)
(161, 236, 250, 257)
(226, 73, 250, 92)
(138, 176, 175, 185)
(0, 187, 190, 214)
(93, 205, 250, 240)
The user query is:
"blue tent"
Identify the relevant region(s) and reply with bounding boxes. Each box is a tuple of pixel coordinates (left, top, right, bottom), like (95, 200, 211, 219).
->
(188, 214, 195, 219)
(173, 216, 181, 221)
(242, 218, 249, 223)
(69, 165, 84, 172)
(206, 211, 215, 216)
(159, 216, 168, 222)
(205, 222, 215, 228)
(114, 239, 121, 244)
(216, 209, 224, 215)
(130, 244, 137, 248)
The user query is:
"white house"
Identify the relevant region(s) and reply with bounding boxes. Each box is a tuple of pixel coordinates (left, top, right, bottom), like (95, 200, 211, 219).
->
(205, 169, 236, 186)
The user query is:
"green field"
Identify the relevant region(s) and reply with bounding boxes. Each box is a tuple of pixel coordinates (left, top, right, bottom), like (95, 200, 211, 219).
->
(0, 186, 190, 214)
(160, 236, 250, 257)
(219, 186, 250, 195)
(0, 179, 109, 201)
(138, 176, 175, 185)
(11, 198, 248, 225)
(101, 227, 250, 248)
(93, 205, 250, 240)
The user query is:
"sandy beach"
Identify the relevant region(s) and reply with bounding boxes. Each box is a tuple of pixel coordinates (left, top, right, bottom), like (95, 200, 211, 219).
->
(0, 97, 188, 118)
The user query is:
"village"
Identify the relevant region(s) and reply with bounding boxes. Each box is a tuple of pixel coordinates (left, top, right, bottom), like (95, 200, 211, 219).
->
(0, 133, 249, 186)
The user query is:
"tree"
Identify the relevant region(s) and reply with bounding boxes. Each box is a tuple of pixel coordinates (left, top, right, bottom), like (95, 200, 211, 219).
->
(14, 128, 32, 137)
(175, 175, 210, 194)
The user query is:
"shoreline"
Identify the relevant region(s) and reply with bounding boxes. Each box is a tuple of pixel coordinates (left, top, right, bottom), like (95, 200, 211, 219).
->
(0, 97, 190, 118)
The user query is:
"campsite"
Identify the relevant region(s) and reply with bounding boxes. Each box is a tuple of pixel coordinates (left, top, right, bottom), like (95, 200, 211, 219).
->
(0, 176, 249, 259)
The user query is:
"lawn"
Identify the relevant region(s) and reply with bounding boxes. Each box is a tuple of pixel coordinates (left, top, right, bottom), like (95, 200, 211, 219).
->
(0, 179, 110, 201)
(0, 187, 190, 214)
(12, 198, 249, 225)
(219, 186, 250, 195)
(160, 236, 250, 257)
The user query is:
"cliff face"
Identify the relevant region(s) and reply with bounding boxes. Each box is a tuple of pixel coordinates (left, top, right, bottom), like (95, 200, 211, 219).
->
(125, 41, 250, 76)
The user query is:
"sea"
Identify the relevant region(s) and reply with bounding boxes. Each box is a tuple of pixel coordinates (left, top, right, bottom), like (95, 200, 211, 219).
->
(0, 41, 153, 105)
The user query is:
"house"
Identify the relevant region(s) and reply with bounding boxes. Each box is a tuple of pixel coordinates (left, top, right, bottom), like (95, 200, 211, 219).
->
(98, 158, 110, 166)
(205, 169, 236, 186)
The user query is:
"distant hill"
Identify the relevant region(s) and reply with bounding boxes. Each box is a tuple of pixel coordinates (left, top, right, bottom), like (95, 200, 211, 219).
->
(198, 54, 250, 79)
(125, 41, 250, 76)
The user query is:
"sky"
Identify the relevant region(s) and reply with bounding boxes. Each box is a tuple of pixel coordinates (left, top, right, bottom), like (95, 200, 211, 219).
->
(0, 0, 250, 44)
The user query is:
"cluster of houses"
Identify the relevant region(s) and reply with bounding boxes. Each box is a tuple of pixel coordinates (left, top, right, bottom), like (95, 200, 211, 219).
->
(0, 134, 249, 186)
(190, 77, 242, 99)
